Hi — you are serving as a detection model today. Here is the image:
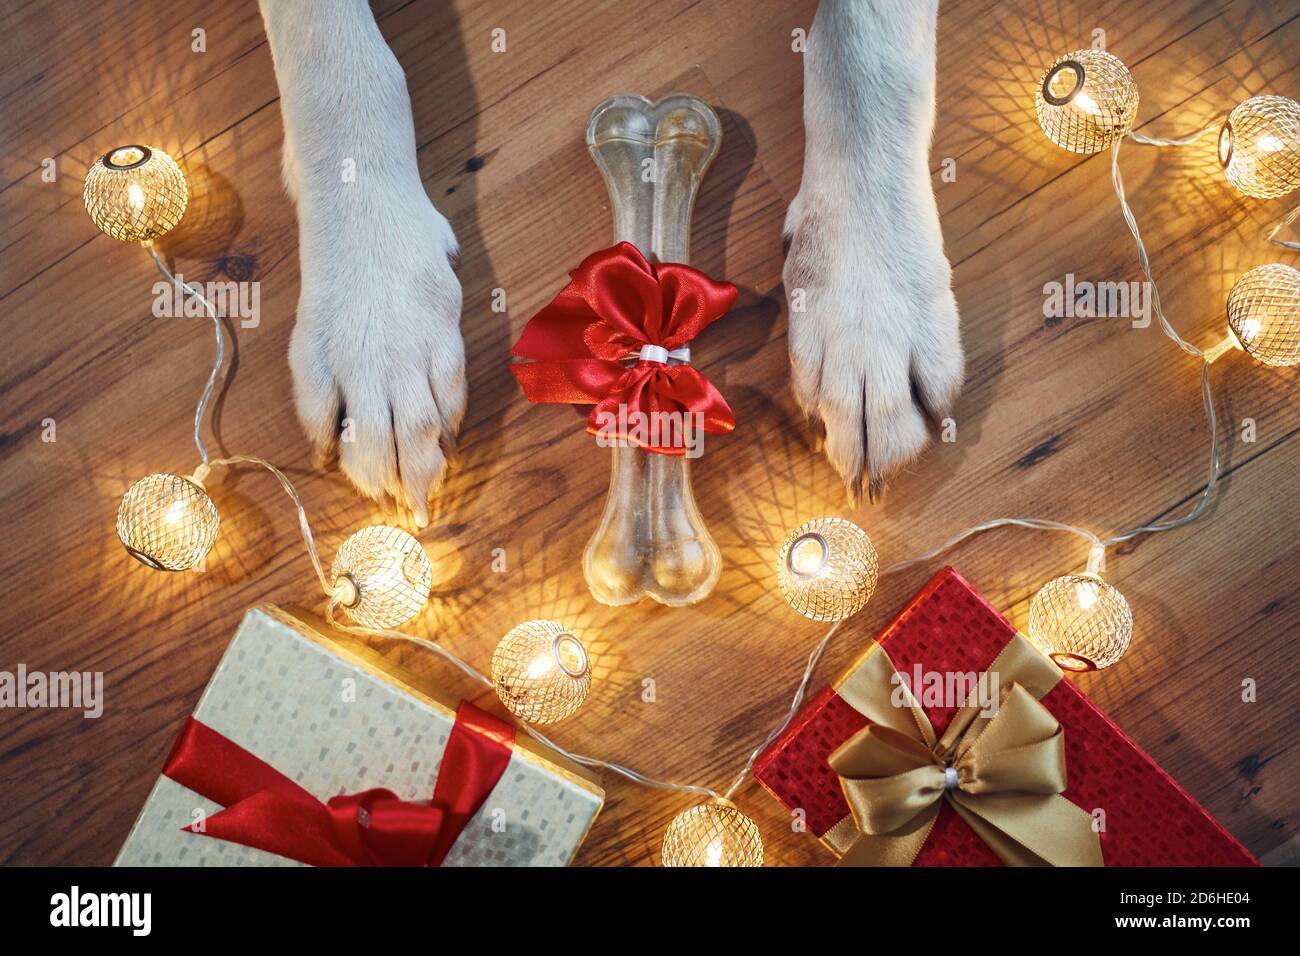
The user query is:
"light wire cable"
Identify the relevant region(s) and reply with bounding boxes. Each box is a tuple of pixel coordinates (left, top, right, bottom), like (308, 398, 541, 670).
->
(144, 242, 223, 467)
(1264, 199, 1300, 251)
(200, 455, 334, 596)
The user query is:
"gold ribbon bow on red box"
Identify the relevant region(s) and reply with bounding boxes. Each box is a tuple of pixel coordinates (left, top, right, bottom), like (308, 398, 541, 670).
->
(826, 633, 1104, 867)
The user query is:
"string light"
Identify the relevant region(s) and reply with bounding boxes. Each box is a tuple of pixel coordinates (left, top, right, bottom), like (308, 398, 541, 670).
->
(491, 620, 592, 724)
(1027, 572, 1133, 672)
(1036, 50, 1138, 154)
(86, 146, 436, 631)
(1221, 263, 1300, 367)
(1263, 203, 1300, 252)
(330, 526, 432, 629)
(116, 472, 219, 571)
(660, 799, 763, 867)
(89, 45, 1296, 863)
(777, 517, 878, 621)
(85, 138, 733, 853)
(84, 145, 189, 243)
(1219, 95, 1300, 200)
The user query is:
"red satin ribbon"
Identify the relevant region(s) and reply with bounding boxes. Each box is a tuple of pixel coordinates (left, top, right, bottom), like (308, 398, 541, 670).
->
(510, 242, 738, 455)
(162, 701, 515, 867)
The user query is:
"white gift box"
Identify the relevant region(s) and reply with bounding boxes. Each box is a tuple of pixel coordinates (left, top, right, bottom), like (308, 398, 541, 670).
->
(115, 605, 604, 867)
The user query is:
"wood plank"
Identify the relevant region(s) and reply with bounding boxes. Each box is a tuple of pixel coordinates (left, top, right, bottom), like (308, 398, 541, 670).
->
(0, 0, 1294, 866)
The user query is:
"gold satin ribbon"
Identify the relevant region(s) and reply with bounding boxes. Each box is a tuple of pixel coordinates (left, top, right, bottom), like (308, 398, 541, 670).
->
(827, 633, 1103, 867)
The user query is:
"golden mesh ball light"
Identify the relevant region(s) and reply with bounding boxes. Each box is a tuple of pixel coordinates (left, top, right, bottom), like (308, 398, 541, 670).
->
(1225, 263, 1300, 367)
(117, 473, 219, 571)
(491, 620, 591, 724)
(660, 799, 763, 867)
(83, 145, 189, 243)
(1027, 573, 1133, 672)
(777, 517, 879, 621)
(1035, 50, 1138, 154)
(331, 525, 432, 629)
(1218, 95, 1300, 200)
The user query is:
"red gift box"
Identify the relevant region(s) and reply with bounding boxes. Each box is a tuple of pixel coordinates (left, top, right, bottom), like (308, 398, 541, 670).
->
(753, 567, 1258, 866)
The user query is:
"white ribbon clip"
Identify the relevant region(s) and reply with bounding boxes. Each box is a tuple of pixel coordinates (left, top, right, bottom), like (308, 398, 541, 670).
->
(638, 344, 692, 365)
(944, 765, 960, 791)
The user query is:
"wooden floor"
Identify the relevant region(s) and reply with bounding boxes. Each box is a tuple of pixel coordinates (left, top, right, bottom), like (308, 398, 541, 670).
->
(1, 0, 1296, 867)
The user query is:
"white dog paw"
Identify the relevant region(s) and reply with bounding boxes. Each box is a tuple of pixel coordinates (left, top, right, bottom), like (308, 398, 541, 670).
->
(784, 0, 961, 503)
(263, 1, 466, 527)
(288, 199, 465, 528)
(783, 190, 962, 503)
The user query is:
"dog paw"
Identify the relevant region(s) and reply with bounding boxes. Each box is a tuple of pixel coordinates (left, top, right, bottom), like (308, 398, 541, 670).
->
(783, 190, 962, 503)
(784, 0, 960, 503)
(260, 0, 466, 526)
(288, 195, 464, 528)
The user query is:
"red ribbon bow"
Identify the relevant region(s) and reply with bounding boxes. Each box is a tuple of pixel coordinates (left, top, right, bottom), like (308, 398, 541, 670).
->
(162, 701, 514, 867)
(510, 242, 738, 455)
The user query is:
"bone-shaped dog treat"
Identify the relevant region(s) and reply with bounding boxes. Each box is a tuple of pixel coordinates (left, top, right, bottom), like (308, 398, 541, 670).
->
(581, 94, 724, 607)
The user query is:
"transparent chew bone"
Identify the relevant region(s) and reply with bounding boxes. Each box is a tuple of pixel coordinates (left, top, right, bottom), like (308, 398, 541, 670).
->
(582, 94, 724, 606)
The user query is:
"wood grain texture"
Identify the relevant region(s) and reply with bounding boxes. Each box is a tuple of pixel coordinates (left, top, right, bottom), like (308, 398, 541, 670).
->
(0, 0, 1295, 867)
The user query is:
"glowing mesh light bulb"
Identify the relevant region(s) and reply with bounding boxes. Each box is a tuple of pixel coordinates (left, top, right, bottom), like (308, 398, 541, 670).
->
(491, 620, 591, 724)
(331, 526, 431, 629)
(1224, 263, 1300, 367)
(777, 518, 878, 621)
(83, 145, 189, 243)
(117, 473, 219, 571)
(1218, 95, 1300, 199)
(1035, 50, 1138, 154)
(661, 799, 763, 868)
(1027, 572, 1133, 672)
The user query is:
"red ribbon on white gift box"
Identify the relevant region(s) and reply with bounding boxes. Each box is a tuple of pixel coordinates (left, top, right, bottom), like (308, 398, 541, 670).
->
(162, 700, 514, 867)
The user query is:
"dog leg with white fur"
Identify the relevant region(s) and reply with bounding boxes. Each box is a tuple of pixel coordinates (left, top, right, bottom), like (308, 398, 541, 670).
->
(784, 0, 963, 503)
(258, 0, 465, 527)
